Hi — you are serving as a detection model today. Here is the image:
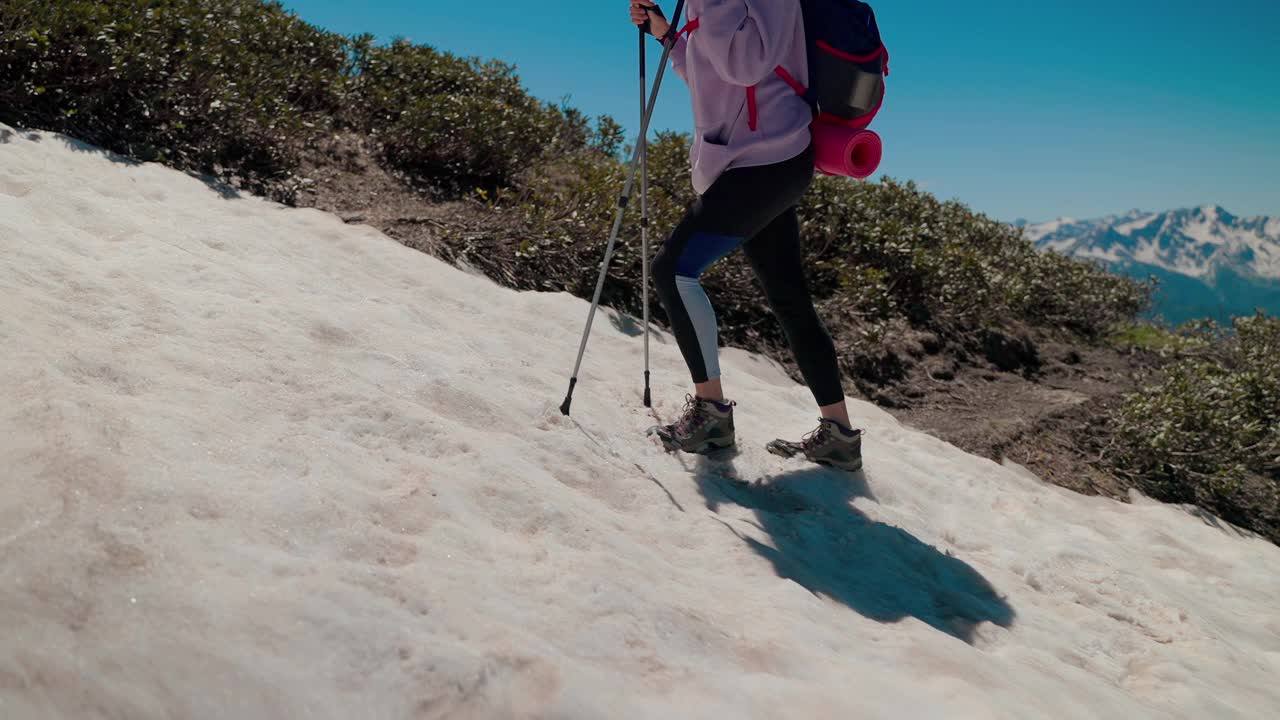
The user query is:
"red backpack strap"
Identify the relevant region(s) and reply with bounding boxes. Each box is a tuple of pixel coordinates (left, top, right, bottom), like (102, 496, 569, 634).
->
(774, 65, 807, 95)
(746, 66, 809, 133)
(675, 17, 699, 41)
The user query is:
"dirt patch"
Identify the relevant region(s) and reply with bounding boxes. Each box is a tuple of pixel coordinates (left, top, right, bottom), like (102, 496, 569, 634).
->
(292, 133, 498, 261)
(889, 341, 1143, 500)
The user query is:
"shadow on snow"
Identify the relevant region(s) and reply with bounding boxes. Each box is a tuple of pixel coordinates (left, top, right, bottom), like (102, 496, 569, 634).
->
(693, 454, 1016, 644)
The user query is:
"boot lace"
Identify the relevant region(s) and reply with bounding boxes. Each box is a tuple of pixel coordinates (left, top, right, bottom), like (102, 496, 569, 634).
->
(673, 394, 708, 436)
(800, 421, 832, 453)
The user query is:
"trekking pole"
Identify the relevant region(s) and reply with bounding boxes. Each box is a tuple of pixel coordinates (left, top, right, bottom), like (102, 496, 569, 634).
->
(639, 26, 653, 408)
(560, 0, 685, 416)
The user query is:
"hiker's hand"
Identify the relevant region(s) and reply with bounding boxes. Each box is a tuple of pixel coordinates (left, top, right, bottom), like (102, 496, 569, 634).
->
(630, 1, 669, 40)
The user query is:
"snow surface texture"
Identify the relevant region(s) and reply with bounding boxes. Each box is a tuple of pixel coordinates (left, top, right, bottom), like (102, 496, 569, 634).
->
(2, 125, 1280, 719)
(1024, 205, 1280, 282)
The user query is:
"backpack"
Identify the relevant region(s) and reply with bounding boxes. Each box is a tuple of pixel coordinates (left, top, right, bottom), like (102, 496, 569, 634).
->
(776, 0, 889, 178)
(789, 0, 889, 129)
(671, 1, 889, 177)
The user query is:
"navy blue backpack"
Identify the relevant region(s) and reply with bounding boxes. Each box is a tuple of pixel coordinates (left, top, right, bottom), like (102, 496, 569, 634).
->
(781, 0, 889, 128)
(670, 1, 889, 132)
(668, 0, 889, 177)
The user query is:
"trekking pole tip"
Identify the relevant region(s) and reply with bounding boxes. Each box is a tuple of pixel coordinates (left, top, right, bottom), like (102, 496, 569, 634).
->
(560, 377, 578, 416)
(643, 371, 652, 408)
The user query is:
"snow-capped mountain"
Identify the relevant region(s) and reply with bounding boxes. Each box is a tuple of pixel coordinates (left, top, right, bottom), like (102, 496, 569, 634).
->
(1024, 206, 1280, 324)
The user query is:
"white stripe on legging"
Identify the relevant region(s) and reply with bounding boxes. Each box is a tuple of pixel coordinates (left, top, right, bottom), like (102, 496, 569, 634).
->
(675, 275, 720, 379)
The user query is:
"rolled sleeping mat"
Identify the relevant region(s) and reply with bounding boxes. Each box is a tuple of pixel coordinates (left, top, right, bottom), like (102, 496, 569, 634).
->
(812, 122, 882, 179)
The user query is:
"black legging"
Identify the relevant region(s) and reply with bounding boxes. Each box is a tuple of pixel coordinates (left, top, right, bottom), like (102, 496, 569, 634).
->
(652, 144, 844, 407)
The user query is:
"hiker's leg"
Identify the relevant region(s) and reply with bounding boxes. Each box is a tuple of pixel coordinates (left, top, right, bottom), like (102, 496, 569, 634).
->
(695, 377, 724, 402)
(652, 148, 815, 399)
(742, 207, 850, 425)
(652, 210, 733, 396)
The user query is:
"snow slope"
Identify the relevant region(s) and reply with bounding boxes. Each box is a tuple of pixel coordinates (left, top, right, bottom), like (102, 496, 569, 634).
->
(2, 125, 1279, 719)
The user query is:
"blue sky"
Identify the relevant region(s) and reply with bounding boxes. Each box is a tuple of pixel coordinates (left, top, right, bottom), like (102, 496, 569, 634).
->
(283, 0, 1280, 223)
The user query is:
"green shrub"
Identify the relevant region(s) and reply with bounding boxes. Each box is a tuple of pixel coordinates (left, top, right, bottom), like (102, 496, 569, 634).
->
(502, 132, 1153, 351)
(0, 0, 596, 197)
(1106, 314, 1280, 536)
(347, 40, 595, 193)
(799, 176, 1152, 335)
(1107, 322, 1208, 354)
(0, 0, 352, 194)
(496, 131, 690, 298)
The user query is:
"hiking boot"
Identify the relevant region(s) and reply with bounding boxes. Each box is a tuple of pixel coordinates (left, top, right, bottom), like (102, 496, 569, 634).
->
(767, 418, 863, 471)
(652, 394, 736, 454)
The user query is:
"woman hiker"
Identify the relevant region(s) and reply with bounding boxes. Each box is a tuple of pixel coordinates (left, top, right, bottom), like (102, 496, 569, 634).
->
(629, 0, 863, 471)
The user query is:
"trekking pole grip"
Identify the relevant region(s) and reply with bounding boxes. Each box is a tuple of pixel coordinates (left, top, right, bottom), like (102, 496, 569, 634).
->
(637, 2, 668, 40)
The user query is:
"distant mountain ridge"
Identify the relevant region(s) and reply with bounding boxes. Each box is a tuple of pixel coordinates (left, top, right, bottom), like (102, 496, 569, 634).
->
(1022, 205, 1280, 324)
